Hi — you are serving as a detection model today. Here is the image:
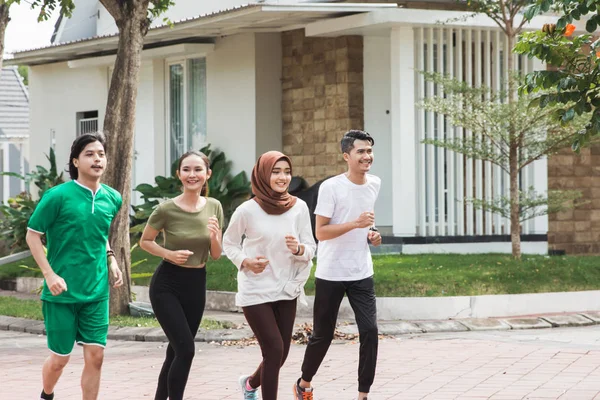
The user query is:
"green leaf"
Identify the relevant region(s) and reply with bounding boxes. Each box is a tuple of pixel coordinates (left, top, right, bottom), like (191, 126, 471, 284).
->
(529, 97, 541, 108)
(586, 17, 598, 32)
(524, 5, 540, 20)
(541, 0, 550, 13)
(562, 108, 576, 122)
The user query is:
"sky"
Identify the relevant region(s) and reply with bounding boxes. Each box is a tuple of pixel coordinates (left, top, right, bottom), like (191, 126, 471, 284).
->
(4, 2, 59, 56)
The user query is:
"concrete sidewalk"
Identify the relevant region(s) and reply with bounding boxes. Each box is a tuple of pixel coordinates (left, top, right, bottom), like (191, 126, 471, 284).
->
(4, 326, 600, 399)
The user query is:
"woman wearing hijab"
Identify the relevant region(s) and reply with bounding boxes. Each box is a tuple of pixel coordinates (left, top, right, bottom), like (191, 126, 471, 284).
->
(223, 151, 317, 400)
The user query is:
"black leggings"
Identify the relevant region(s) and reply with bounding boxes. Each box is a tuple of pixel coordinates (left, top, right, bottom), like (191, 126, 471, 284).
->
(149, 261, 206, 400)
(243, 299, 297, 400)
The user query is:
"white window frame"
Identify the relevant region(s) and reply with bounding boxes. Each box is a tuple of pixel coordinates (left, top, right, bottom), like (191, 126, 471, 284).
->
(164, 54, 208, 172)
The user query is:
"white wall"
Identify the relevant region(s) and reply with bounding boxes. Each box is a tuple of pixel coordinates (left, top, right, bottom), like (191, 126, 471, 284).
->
(29, 32, 279, 199)
(152, 59, 166, 177)
(95, 3, 117, 37)
(29, 61, 155, 205)
(55, 0, 97, 43)
(255, 33, 282, 158)
(364, 35, 393, 230)
(133, 63, 156, 203)
(29, 63, 108, 193)
(206, 34, 257, 175)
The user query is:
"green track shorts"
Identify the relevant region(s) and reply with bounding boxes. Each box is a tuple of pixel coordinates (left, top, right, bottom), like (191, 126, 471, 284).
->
(42, 299, 109, 356)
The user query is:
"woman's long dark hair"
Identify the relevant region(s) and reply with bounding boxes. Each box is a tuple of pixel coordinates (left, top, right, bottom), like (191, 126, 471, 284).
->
(68, 132, 107, 180)
(178, 151, 210, 196)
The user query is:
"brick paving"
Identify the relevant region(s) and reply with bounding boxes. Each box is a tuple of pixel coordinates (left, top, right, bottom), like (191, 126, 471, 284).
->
(3, 327, 600, 399)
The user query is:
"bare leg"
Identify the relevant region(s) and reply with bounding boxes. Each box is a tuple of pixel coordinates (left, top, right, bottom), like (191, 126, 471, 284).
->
(81, 345, 104, 400)
(42, 353, 70, 394)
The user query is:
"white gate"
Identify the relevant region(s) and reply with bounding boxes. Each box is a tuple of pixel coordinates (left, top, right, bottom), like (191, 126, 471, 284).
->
(414, 27, 537, 236)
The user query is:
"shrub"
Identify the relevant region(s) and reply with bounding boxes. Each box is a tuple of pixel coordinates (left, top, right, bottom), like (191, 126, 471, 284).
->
(0, 148, 65, 253)
(130, 144, 251, 238)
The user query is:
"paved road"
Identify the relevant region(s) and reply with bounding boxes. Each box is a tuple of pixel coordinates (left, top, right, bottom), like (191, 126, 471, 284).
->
(3, 326, 600, 399)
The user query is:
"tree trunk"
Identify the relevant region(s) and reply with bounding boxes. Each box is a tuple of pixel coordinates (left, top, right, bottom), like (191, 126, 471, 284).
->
(101, 0, 150, 315)
(0, 2, 10, 72)
(506, 31, 522, 259)
(509, 143, 521, 259)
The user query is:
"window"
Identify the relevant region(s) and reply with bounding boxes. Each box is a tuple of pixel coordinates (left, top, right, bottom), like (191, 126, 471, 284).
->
(167, 58, 207, 166)
(76, 110, 99, 136)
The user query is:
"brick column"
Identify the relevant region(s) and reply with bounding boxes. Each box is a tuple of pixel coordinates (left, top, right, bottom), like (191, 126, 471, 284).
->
(548, 144, 600, 254)
(281, 29, 364, 184)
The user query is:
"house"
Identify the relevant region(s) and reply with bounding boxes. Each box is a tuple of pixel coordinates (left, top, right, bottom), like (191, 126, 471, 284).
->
(8, 0, 579, 254)
(0, 66, 29, 204)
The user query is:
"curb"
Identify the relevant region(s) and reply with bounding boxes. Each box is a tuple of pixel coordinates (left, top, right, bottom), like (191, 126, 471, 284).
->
(8, 278, 600, 320)
(3, 312, 600, 343)
(0, 315, 255, 343)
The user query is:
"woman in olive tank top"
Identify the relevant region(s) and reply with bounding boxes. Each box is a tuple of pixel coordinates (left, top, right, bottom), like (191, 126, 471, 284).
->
(140, 151, 224, 400)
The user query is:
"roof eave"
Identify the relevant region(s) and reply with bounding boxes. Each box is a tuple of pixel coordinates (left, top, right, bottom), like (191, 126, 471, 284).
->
(7, 2, 398, 66)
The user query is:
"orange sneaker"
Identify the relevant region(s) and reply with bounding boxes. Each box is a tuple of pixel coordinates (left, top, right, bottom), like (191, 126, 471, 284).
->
(292, 379, 313, 400)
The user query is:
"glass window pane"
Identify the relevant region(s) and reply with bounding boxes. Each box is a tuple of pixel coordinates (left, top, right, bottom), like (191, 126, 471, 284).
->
(187, 58, 207, 151)
(169, 64, 184, 165)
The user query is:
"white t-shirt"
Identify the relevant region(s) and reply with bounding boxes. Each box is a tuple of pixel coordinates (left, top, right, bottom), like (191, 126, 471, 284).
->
(314, 173, 381, 281)
(222, 199, 317, 307)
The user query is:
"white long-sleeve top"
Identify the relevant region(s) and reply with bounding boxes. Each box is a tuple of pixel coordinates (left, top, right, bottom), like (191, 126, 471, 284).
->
(223, 198, 317, 307)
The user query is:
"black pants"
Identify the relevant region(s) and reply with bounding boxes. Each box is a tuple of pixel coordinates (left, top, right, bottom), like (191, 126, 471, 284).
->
(301, 277, 378, 393)
(243, 299, 297, 400)
(149, 261, 206, 400)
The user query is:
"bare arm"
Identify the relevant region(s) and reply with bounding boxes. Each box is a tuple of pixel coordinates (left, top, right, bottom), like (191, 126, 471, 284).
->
(106, 241, 123, 287)
(26, 230, 54, 278)
(26, 230, 67, 296)
(139, 225, 193, 265)
(315, 211, 374, 242)
(207, 216, 222, 260)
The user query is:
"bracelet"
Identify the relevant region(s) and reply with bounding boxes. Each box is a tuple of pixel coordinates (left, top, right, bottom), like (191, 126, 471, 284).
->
(293, 245, 301, 255)
(107, 249, 116, 258)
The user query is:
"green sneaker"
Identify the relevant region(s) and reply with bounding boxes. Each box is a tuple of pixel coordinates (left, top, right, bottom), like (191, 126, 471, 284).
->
(239, 375, 258, 400)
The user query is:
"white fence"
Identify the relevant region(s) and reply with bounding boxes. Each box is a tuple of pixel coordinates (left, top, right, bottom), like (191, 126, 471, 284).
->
(414, 27, 537, 237)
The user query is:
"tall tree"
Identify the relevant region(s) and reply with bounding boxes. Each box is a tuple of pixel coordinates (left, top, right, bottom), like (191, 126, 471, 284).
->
(22, 0, 174, 314)
(419, 73, 585, 248)
(452, 0, 535, 257)
(97, 0, 174, 314)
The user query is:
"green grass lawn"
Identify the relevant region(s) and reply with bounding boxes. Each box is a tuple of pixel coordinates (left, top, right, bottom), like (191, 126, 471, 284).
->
(0, 296, 233, 329)
(2, 248, 600, 297)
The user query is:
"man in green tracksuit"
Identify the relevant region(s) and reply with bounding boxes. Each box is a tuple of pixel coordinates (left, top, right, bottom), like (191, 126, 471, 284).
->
(26, 132, 123, 400)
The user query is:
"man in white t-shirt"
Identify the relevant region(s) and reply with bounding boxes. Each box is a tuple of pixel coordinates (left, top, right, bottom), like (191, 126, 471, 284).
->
(293, 130, 382, 400)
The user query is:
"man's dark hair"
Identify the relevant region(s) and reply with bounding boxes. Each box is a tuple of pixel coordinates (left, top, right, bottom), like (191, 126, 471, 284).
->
(340, 130, 374, 154)
(68, 132, 107, 180)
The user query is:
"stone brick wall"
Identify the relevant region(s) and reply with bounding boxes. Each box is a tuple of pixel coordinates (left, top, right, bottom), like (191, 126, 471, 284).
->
(281, 29, 364, 184)
(547, 144, 600, 254)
